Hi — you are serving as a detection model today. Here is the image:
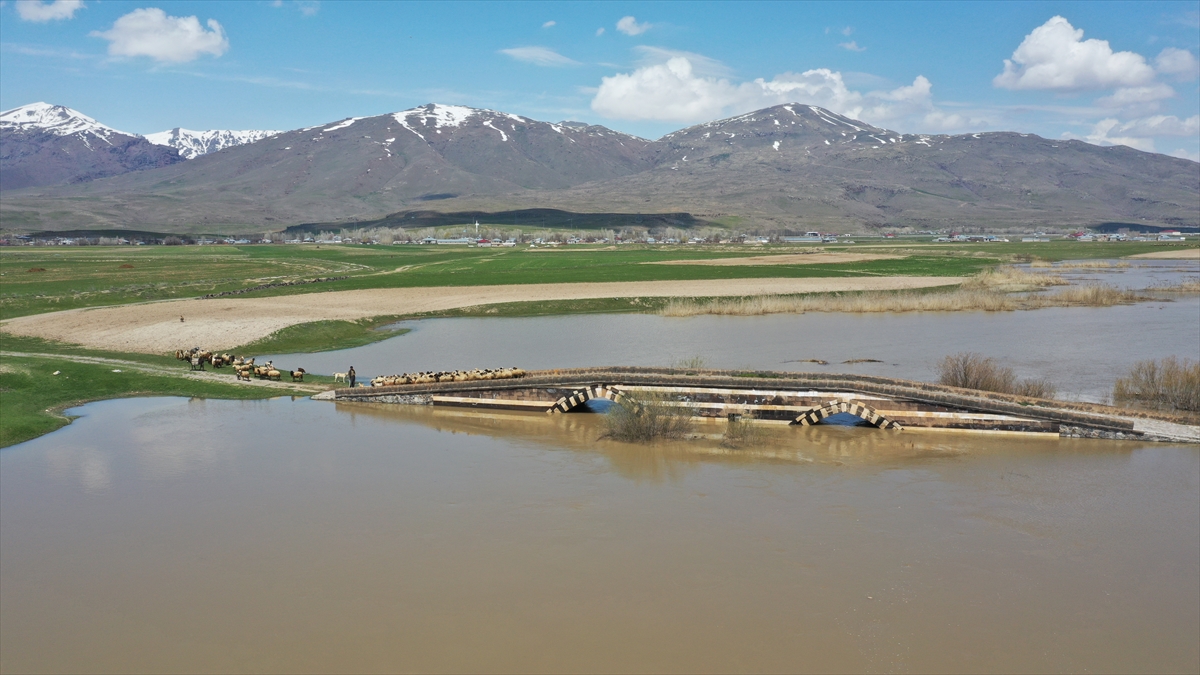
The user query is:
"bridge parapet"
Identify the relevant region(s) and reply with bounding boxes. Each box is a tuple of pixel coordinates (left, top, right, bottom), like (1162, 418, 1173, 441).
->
(330, 367, 1197, 440)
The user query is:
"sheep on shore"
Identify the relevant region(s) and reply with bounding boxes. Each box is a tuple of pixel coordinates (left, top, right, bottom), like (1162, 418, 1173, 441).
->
(369, 368, 526, 387)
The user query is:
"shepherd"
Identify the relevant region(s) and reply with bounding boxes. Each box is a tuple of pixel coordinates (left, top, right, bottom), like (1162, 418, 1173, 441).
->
(348, 366, 356, 388)
(180, 315, 184, 322)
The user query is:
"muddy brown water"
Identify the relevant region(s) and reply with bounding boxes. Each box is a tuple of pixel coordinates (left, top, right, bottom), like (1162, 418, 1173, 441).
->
(2, 396, 1197, 673)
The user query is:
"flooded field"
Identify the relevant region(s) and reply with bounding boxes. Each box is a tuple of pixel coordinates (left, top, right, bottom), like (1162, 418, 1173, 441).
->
(2, 396, 1197, 673)
(264, 260, 1198, 404)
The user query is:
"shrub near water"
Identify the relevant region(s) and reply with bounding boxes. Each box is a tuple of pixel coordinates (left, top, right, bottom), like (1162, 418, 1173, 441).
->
(601, 393, 695, 442)
(1113, 357, 1200, 412)
(937, 352, 1057, 399)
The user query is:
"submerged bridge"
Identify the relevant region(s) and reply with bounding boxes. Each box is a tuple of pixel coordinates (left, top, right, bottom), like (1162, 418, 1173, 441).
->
(329, 367, 1199, 442)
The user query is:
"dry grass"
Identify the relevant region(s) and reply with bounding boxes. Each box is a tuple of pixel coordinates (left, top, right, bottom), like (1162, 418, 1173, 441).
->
(659, 283, 1143, 317)
(1113, 357, 1200, 412)
(960, 266, 1068, 290)
(721, 414, 768, 448)
(601, 393, 695, 442)
(937, 352, 1057, 399)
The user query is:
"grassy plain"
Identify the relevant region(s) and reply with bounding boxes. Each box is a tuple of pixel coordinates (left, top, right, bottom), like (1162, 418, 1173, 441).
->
(2, 239, 1182, 319)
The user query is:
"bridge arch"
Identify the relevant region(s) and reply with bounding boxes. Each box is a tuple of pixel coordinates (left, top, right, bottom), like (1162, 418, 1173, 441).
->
(793, 400, 902, 429)
(548, 385, 626, 414)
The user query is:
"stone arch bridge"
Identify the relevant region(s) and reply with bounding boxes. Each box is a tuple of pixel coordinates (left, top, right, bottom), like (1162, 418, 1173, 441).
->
(330, 367, 1199, 441)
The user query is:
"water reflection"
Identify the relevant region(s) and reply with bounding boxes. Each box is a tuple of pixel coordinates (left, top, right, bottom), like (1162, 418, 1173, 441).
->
(3, 397, 1196, 674)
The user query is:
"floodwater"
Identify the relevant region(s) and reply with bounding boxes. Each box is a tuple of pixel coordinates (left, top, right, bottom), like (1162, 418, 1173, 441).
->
(269, 302, 1200, 404)
(2, 396, 1197, 673)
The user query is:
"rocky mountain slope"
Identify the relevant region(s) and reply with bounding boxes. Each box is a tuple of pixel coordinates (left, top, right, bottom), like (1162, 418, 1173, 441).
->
(0, 103, 183, 190)
(1, 102, 1196, 233)
(144, 128, 282, 159)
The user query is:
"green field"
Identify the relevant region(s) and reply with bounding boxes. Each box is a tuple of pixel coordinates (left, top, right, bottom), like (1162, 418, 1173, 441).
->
(0, 239, 1184, 319)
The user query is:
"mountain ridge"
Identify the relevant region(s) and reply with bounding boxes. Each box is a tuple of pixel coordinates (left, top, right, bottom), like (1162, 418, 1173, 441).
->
(1, 102, 1196, 233)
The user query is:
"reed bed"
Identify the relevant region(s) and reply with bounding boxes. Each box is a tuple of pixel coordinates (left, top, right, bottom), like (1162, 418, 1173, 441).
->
(1113, 357, 1200, 412)
(937, 352, 1058, 399)
(659, 283, 1142, 317)
(960, 266, 1068, 290)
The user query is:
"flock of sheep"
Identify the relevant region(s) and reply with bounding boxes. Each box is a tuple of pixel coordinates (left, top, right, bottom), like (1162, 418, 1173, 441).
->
(174, 348, 306, 382)
(369, 368, 526, 387)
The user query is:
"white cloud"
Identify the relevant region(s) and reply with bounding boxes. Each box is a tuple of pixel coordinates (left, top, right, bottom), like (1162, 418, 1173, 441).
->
(839, 41, 865, 52)
(1169, 148, 1199, 162)
(616, 16, 650, 36)
(634, 46, 730, 76)
(499, 46, 579, 67)
(1155, 47, 1199, 80)
(842, 26, 854, 36)
(590, 54, 961, 132)
(1080, 115, 1200, 153)
(1096, 83, 1175, 109)
(595, 27, 605, 36)
(994, 16, 1155, 91)
(542, 20, 555, 28)
(15, 0, 82, 22)
(296, 1, 319, 17)
(91, 8, 228, 63)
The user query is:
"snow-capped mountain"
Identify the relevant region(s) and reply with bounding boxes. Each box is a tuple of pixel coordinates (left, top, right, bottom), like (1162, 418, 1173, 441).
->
(3, 101, 1196, 233)
(1, 102, 131, 145)
(1, 102, 182, 190)
(144, 128, 282, 159)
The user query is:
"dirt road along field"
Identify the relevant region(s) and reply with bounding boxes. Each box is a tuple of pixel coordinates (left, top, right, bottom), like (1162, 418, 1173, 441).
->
(1126, 249, 1200, 260)
(2, 277, 963, 354)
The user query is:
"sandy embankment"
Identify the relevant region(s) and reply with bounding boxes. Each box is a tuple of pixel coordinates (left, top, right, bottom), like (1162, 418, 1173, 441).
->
(1126, 249, 1200, 260)
(648, 253, 902, 266)
(1, 277, 963, 354)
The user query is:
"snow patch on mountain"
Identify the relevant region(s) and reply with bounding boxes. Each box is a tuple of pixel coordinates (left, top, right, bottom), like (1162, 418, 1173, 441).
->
(144, 128, 281, 159)
(1, 102, 129, 147)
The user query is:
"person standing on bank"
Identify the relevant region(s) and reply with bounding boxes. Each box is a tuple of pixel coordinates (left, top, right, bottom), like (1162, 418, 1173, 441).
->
(347, 366, 356, 388)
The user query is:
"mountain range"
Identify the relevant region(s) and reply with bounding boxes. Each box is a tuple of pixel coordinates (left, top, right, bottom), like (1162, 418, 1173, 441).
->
(144, 128, 283, 160)
(1, 101, 1197, 234)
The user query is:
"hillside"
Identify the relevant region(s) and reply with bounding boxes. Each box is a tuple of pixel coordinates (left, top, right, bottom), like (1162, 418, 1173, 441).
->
(0, 103, 182, 190)
(1, 103, 1196, 233)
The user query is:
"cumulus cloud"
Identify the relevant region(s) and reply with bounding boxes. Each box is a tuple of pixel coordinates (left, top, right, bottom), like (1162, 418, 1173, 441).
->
(839, 41, 865, 52)
(1156, 47, 1199, 79)
(994, 16, 1155, 91)
(590, 54, 965, 131)
(499, 46, 579, 67)
(15, 0, 82, 22)
(616, 16, 650, 36)
(91, 8, 228, 62)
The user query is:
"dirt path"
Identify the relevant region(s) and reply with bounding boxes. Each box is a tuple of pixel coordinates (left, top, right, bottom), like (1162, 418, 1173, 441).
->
(0, 276, 963, 354)
(1126, 249, 1200, 260)
(1, 351, 327, 393)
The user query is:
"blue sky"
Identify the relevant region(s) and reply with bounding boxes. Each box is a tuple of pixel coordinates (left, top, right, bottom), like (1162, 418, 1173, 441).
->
(2, 0, 1197, 158)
